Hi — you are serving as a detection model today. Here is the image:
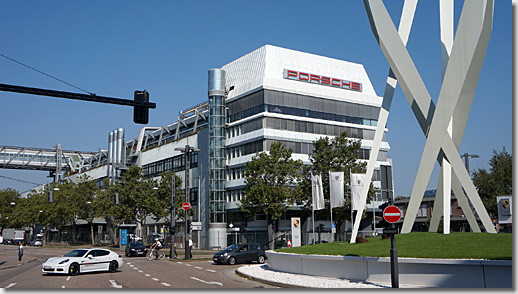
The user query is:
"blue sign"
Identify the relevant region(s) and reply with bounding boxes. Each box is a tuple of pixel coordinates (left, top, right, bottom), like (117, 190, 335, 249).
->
(331, 223, 336, 228)
(121, 230, 127, 245)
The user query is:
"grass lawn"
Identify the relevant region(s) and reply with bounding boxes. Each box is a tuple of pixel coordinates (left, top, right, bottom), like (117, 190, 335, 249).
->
(275, 232, 512, 260)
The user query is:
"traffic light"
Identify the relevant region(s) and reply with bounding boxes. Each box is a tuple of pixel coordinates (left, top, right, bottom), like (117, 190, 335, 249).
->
(240, 222, 247, 232)
(133, 90, 149, 124)
(47, 190, 53, 203)
(190, 188, 198, 206)
(317, 224, 325, 233)
(187, 220, 192, 232)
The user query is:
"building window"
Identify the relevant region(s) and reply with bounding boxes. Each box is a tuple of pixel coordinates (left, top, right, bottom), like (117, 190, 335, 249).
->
(417, 204, 427, 217)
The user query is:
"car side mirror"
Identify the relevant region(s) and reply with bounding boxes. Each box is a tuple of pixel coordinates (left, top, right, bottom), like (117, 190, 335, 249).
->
(87, 255, 93, 259)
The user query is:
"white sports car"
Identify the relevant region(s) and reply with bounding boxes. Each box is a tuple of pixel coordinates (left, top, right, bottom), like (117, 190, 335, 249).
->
(42, 248, 123, 276)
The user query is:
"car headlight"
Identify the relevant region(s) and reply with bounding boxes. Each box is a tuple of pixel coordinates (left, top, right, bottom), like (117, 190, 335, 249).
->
(223, 253, 228, 257)
(131, 249, 136, 251)
(59, 259, 69, 264)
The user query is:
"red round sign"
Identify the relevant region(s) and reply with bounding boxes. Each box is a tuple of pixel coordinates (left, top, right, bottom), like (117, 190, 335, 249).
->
(182, 202, 191, 210)
(383, 206, 402, 223)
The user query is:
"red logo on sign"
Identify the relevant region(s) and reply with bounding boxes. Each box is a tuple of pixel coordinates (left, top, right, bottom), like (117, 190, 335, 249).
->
(383, 206, 402, 223)
(284, 69, 362, 92)
(182, 202, 191, 210)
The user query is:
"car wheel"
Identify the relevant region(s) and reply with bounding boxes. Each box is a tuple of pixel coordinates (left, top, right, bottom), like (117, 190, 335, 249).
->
(257, 255, 265, 264)
(109, 261, 118, 273)
(69, 263, 80, 276)
(228, 256, 236, 265)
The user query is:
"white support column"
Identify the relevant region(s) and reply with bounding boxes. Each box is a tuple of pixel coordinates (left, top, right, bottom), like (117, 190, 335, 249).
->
(350, 0, 418, 243)
(364, 0, 496, 234)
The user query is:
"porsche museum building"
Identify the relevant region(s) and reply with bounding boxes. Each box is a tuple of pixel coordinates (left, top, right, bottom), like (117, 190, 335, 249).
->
(70, 45, 393, 250)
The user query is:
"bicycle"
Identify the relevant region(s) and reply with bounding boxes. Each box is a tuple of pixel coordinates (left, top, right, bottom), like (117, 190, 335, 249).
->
(146, 248, 165, 261)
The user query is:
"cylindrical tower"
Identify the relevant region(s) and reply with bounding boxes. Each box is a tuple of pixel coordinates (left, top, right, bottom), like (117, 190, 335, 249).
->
(208, 68, 227, 249)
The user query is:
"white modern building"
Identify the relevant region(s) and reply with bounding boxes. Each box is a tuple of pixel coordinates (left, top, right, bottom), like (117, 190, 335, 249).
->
(69, 45, 392, 249)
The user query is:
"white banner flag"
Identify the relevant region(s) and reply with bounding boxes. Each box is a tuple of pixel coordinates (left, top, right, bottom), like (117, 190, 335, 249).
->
(329, 171, 345, 208)
(312, 174, 325, 210)
(351, 173, 365, 211)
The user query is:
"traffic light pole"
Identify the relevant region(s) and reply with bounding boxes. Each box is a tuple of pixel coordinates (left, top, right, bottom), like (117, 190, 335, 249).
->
(390, 224, 399, 288)
(184, 146, 191, 260)
(170, 173, 176, 259)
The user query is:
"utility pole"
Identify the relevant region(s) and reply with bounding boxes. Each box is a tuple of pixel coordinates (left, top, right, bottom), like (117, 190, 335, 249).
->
(175, 144, 200, 260)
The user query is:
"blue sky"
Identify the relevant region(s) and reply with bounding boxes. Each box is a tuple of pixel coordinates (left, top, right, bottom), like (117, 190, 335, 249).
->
(0, 1, 513, 197)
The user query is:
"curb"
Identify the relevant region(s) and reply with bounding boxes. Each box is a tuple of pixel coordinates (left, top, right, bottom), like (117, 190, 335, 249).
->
(235, 267, 306, 288)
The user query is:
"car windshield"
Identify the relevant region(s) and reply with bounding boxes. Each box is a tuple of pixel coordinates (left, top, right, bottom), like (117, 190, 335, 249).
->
(223, 244, 241, 252)
(64, 249, 89, 258)
(130, 241, 144, 247)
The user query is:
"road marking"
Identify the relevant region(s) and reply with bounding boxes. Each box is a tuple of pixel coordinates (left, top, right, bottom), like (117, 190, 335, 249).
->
(66, 276, 71, 281)
(127, 262, 131, 265)
(152, 278, 160, 282)
(195, 266, 203, 269)
(185, 264, 192, 267)
(177, 262, 183, 264)
(206, 269, 216, 273)
(133, 267, 139, 270)
(109, 280, 122, 288)
(5, 283, 16, 288)
(138, 270, 144, 273)
(161, 283, 171, 287)
(144, 274, 151, 277)
(190, 277, 223, 286)
(62, 286, 65, 288)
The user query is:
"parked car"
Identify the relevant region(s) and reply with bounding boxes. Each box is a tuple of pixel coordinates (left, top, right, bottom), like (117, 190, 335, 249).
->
(42, 248, 123, 276)
(213, 243, 266, 265)
(34, 239, 43, 246)
(125, 241, 148, 257)
(3, 239, 13, 245)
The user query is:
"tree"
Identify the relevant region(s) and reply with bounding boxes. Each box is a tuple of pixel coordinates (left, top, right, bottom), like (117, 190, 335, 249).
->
(0, 188, 21, 229)
(239, 141, 304, 250)
(303, 131, 375, 240)
(154, 171, 188, 226)
(472, 147, 512, 218)
(111, 165, 162, 238)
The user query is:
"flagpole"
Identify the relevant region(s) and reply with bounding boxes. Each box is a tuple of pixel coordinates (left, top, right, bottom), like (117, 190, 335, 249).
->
(311, 173, 315, 244)
(329, 171, 333, 242)
(350, 169, 353, 241)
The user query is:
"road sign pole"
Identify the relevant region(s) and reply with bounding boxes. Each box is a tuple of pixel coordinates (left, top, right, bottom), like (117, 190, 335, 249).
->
(390, 224, 399, 288)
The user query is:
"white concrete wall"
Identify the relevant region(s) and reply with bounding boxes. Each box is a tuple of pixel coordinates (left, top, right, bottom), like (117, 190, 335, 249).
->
(266, 251, 512, 288)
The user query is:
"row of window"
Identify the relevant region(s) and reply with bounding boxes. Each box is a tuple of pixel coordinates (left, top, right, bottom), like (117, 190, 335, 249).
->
(228, 103, 378, 127)
(0, 153, 64, 163)
(227, 116, 385, 142)
(142, 153, 198, 178)
(227, 139, 387, 161)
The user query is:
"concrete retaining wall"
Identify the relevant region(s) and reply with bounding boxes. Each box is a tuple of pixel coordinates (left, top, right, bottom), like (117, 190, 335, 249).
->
(266, 251, 512, 288)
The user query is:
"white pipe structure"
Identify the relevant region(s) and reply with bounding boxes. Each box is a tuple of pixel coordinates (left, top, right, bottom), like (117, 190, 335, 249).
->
(363, 0, 495, 234)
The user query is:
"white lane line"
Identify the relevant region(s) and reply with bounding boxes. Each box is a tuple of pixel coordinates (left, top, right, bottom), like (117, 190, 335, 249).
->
(66, 276, 71, 281)
(5, 283, 16, 289)
(127, 262, 132, 265)
(206, 269, 216, 273)
(138, 270, 144, 273)
(177, 262, 183, 264)
(152, 278, 160, 282)
(190, 277, 223, 286)
(109, 280, 122, 288)
(133, 267, 139, 270)
(144, 274, 151, 277)
(185, 264, 192, 267)
(161, 283, 171, 287)
(62, 286, 65, 288)
(195, 266, 203, 269)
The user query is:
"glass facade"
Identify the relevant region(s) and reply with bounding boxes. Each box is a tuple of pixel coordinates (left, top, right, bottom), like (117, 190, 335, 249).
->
(208, 93, 226, 223)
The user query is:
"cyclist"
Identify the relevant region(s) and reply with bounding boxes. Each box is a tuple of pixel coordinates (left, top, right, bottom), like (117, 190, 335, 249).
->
(150, 238, 162, 259)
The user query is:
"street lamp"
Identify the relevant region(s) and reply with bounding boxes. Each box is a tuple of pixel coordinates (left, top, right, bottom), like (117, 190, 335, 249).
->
(460, 153, 479, 174)
(174, 144, 200, 260)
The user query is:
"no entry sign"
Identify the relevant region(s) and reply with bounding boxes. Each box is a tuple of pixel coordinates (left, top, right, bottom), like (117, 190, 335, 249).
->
(182, 202, 191, 210)
(383, 206, 402, 223)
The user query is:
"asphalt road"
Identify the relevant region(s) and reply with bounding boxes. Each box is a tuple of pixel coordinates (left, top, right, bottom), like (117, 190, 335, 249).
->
(0, 245, 276, 289)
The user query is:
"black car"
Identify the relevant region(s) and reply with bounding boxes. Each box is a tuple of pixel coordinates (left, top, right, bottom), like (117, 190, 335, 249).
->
(213, 243, 266, 265)
(125, 241, 148, 257)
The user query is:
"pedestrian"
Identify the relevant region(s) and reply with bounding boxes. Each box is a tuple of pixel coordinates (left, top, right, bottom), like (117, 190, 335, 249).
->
(173, 242, 178, 259)
(188, 236, 193, 258)
(18, 241, 23, 266)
